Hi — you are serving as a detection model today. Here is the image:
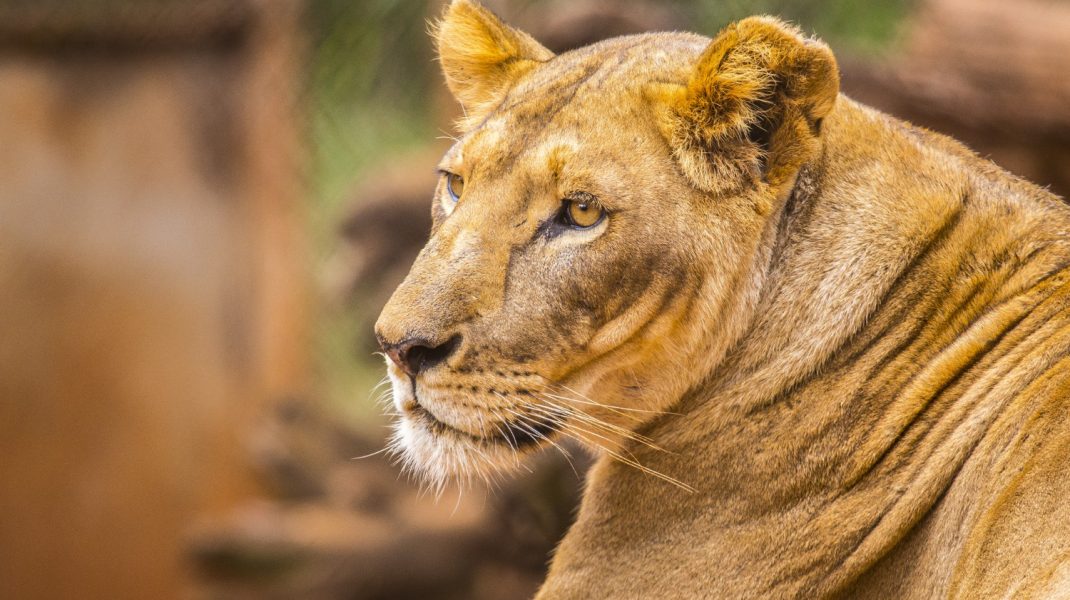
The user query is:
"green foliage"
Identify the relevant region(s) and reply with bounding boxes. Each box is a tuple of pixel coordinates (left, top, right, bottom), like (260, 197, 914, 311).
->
(305, 0, 436, 239)
(681, 0, 914, 53)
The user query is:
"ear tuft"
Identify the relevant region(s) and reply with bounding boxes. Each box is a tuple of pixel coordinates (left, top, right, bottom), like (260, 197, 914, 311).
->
(662, 16, 839, 194)
(434, 0, 553, 126)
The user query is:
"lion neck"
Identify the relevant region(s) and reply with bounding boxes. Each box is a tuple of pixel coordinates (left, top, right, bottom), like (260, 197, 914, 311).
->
(545, 96, 1067, 597)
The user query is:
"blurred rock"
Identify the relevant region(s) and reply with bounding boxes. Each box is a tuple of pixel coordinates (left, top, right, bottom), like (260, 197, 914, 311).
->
(191, 433, 588, 600)
(841, 0, 1070, 199)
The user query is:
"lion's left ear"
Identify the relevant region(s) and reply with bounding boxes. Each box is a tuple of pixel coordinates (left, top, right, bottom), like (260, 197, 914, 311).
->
(651, 17, 839, 195)
(435, 0, 554, 127)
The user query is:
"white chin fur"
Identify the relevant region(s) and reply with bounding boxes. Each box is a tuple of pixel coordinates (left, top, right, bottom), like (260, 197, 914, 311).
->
(384, 360, 516, 490)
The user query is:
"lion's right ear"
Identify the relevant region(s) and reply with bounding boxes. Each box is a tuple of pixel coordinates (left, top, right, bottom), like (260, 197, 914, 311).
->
(434, 0, 553, 127)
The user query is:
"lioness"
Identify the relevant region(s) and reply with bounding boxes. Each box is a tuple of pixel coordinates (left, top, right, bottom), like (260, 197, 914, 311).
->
(375, 1, 1070, 597)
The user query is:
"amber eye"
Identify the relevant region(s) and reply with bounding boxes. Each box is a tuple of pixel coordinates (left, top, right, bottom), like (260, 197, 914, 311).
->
(446, 172, 465, 202)
(562, 198, 605, 229)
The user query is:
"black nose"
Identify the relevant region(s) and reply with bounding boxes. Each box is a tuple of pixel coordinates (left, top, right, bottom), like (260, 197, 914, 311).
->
(382, 334, 461, 378)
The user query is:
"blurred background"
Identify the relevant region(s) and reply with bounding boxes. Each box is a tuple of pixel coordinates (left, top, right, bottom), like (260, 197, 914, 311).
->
(1, 0, 1068, 598)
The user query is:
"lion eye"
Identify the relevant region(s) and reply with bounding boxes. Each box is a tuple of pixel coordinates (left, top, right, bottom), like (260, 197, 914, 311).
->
(562, 199, 605, 229)
(446, 172, 465, 202)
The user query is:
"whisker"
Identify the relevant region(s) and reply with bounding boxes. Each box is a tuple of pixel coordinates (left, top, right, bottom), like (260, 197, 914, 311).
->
(534, 393, 665, 447)
(496, 398, 581, 480)
(492, 417, 519, 451)
(549, 419, 694, 493)
(451, 482, 465, 517)
(437, 128, 461, 143)
(538, 390, 645, 424)
(488, 418, 525, 470)
(352, 447, 391, 460)
(466, 442, 501, 490)
(533, 408, 634, 457)
(601, 447, 696, 493)
(533, 396, 671, 454)
(369, 376, 391, 393)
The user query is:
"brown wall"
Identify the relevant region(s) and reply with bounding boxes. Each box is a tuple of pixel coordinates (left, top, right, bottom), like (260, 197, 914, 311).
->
(0, 3, 307, 598)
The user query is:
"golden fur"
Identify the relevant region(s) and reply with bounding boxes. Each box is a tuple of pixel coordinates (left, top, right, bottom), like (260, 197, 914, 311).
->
(375, 1, 1070, 597)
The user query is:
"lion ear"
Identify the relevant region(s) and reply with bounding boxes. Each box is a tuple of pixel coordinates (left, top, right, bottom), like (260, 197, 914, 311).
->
(435, 0, 553, 125)
(652, 17, 839, 195)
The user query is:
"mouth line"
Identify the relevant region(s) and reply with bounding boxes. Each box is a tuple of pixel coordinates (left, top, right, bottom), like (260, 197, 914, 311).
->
(409, 393, 559, 450)
(410, 401, 488, 444)
(497, 414, 559, 449)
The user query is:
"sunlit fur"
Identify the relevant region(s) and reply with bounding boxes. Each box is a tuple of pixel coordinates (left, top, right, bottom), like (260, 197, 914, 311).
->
(375, 1, 1070, 597)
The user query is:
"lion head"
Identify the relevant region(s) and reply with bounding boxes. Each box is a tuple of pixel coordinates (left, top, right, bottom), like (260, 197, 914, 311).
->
(375, 0, 838, 486)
